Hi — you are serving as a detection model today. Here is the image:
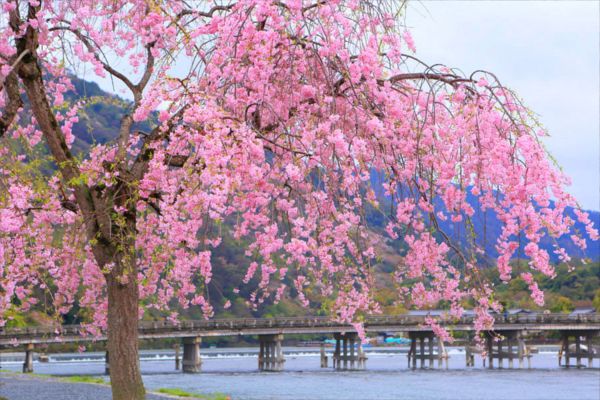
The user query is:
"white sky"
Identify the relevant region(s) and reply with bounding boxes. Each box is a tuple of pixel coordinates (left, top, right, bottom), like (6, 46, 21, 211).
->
(408, 0, 600, 211)
(87, 1, 600, 210)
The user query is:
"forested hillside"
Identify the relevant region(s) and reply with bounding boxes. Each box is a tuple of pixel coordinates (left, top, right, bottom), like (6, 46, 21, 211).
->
(66, 76, 599, 262)
(8, 75, 599, 327)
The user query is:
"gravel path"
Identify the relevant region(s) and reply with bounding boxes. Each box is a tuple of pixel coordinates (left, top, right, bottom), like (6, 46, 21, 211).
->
(0, 373, 169, 400)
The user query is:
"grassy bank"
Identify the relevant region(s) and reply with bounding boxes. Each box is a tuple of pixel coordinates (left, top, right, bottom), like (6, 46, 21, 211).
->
(61, 376, 107, 385)
(157, 388, 230, 399)
(0, 371, 231, 399)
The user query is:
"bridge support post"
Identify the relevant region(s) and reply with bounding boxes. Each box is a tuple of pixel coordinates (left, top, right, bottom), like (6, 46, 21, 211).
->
(498, 338, 504, 368)
(586, 333, 593, 368)
(332, 332, 365, 370)
(408, 335, 416, 369)
(182, 337, 202, 373)
(343, 335, 348, 369)
(320, 343, 328, 368)
(465, 345, 473, 367)
(438, 338, 448, 369)
(22, 343, 34, 373)
(517, 335, 531, 369)
(560, 332, 569, 367)
(408, 332, 446, 369)
(486, 334, 493, 369)
(174, 343, 180, 370)
(333, 333, 342, 370)
(350, 335, 357, 369)
(105, 350, 110, 375)
(560, 330, 598, 368)
(357, 341, 367, 369)
(258, 334, 284, 372)
(486, 331, 527, 369)
(333, 336, 339, 369)
(428, 337, 434, 368)
(507, 337, 514, 369)
(419, 336, 425, 368)
(575, 335, 582, 367)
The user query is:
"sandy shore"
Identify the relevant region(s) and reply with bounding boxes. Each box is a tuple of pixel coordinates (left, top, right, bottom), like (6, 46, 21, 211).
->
(0, 373, 169, 400)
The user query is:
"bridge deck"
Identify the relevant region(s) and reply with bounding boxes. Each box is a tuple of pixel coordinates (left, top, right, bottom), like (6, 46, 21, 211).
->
(1, 313, 599, 345)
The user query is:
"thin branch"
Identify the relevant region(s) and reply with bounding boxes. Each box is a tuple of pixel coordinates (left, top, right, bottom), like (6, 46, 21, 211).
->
(385, 72, 472, 88)
(0, 49, 29, 91)
(136, 42, 156, 93)
(166, 154, 189, 168)
(49, 25, 137, 94)
(130, 105, 189, 179)
(177, 4, 236, 19)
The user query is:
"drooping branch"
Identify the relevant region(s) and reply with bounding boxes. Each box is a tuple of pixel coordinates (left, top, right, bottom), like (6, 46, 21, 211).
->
(130, 105, 189, 179)
(0, 49, 29, 90)
(177, 4, 237, 20)
(385, 72, 473, 87)
(49, 25, 137, 95)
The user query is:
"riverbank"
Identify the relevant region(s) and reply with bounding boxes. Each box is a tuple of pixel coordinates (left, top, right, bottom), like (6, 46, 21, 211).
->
(0, 372, 227, 400)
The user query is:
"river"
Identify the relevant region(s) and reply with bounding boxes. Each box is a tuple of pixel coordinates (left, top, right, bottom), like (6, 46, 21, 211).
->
(1, 346, 599, 400)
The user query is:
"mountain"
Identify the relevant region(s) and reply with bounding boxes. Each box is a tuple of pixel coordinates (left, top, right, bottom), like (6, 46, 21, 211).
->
(61, 76, 599, 265)
(10, 75, 597, 325)
(65, 77, 154, 155)
(367, 171, 599, 264)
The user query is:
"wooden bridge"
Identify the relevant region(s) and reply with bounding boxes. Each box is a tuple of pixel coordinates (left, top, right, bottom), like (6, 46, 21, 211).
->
(2, 312, 599, 373)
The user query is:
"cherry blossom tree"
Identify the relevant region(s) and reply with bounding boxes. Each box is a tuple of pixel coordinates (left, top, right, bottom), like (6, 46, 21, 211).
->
(1, 0, 597, 398)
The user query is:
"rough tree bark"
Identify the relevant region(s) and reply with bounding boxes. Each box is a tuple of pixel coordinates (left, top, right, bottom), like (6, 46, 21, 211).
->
(106, 256, 145, 400)
(19, 64, 146, 400)
(102, 188, 146, 400)
(10, 4, 146, 397)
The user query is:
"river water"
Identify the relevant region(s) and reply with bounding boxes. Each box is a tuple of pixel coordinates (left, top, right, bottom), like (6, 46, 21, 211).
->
(1, 346, 599, 400)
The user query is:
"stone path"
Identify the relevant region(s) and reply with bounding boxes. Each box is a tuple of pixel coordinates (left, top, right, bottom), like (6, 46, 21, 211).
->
(0, 373, 169, 400)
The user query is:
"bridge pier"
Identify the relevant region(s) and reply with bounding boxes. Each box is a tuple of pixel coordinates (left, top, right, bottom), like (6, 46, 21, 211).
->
(559, 330, 598, 368)
(407, 332, 448, 369)
(182, 337, 202, 373)
(320, 343, 328, 368)
(22, 343, 34, 373)
(175, 343, 181, 370)
(332, 332, 366, 370)
(485, 330, 530, 369)
(258, 334, 285, 371)
(465, 345, 477, 367)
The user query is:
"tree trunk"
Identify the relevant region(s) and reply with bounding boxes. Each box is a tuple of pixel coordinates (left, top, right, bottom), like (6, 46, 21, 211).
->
(12, 6, 146, 398)
(106, 265, 145, 400)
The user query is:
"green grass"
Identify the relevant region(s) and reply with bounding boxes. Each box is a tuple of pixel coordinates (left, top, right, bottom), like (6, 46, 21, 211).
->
(1, 371, 229, 399)
(0, 371, 52, 379)
(61, 375, 107, 385)
(0, 371, 106, 386)
(156, 388, 230, 399)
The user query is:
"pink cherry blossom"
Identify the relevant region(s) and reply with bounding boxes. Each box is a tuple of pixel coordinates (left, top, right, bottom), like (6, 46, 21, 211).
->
(0, 2, 597, 396)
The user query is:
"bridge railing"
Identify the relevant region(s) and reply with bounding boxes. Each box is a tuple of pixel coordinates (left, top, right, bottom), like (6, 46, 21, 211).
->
(1, 313, 599, 341)
(366, 313, 600, 326)
(138, 316, 344, 333)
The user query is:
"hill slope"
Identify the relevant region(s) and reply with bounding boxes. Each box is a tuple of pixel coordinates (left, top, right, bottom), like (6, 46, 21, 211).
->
(17, 75, 597, 321)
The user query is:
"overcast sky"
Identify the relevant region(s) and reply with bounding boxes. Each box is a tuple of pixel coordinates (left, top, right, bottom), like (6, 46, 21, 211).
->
(87, 1, 599, 210)
(408, 0, 599, 211)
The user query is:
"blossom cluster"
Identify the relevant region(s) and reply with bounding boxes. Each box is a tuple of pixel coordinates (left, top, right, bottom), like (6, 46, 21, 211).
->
(0, 0, 596, 340)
